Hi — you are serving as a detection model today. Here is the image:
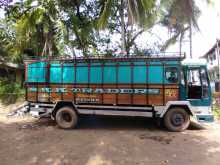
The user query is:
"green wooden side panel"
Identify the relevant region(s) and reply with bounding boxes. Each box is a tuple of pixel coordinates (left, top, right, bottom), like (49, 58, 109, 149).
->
(150, 61, 162, 65)
(76, 66, 88, 83)
(118, 62, 130, 65)
(104, 66, 116, 83)
(27, 62, 47, 82)
(90, 66, 102, 83)
(133, 66, 146, 83)
(118, 66, 131, 83)
(149, 66, 163, 83)
(165, 61, 179, 65)
(90, 62, 102, 66)
(50, 63, 62, 83)
(27, 60, 178, 84)
(133, 61, 145, 65)
(63, 63, 74, 83)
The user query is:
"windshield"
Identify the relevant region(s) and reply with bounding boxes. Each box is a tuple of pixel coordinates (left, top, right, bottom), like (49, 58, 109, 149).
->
(187, 67, 209, 99)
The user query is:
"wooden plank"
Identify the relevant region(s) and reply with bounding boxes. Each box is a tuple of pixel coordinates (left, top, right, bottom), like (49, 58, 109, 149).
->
(26, 83, 180, 106)
(118, 94, 132, 105)
(103, 94, 117, 104)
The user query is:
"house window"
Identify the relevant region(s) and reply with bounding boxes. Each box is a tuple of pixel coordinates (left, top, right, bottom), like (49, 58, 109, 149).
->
(213, 53, 216, 60)
(210, 56, 213, 65)
(215, 71, 219, 79)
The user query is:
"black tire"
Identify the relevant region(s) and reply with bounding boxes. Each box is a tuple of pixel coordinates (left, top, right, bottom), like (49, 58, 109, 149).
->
(55, 106, 78, 129)
(164, 107, 190, 132)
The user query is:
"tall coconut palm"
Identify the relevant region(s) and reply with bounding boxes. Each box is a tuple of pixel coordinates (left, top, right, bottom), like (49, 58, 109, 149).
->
(160, 0, 212, 52)
(99, 0, 212, 54)
(98, 0, 157, 29)
(98, 0, 157, 54)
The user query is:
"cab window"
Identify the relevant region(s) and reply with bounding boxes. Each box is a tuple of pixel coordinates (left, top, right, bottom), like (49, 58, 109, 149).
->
(165, 67, 178, 83)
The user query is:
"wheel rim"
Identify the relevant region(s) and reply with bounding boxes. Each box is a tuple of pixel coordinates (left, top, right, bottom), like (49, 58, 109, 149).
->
(61, 112, 72, 123)
(171, 113, 185, 127)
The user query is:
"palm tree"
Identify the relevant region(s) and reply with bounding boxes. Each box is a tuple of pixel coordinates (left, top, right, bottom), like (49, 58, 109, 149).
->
(98, 0, 157, 55)
(98, 0, 211, 55)
(160, 0, 211, 52)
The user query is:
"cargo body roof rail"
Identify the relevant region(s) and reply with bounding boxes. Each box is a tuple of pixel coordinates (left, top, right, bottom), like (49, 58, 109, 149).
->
(24, 52, 186, 62)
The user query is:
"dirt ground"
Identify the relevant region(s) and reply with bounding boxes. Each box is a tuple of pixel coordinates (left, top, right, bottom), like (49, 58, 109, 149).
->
(1, 102, 220, 165)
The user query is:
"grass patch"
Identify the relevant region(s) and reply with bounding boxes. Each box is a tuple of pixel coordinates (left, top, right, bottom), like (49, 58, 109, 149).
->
(213, 105, 220, 119)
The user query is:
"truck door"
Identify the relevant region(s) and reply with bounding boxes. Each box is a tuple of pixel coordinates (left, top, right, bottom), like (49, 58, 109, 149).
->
(186, 67, 211, 106)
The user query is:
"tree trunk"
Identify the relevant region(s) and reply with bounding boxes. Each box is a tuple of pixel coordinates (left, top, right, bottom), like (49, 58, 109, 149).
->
(41, 38, 47, 56)
(119, 0, 126, 55)
(48, 40, 53, 57)
(36, 24, 44, 56)
(47, 22, 55, 57)
(126, 24, 133, 56)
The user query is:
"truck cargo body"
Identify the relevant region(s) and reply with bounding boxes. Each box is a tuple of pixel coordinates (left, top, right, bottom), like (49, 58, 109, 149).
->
(24, 56, 214, 131)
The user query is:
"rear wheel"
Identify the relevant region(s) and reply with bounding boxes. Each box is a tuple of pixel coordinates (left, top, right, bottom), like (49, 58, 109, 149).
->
(164, 107, 190, 132)
(55, 106, 78, 129)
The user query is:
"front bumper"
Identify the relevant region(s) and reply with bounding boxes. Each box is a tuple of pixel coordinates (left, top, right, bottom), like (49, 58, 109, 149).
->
(196, 114, 214, 122)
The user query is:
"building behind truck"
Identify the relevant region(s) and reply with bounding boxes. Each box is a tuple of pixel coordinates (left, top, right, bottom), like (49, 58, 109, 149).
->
(201, 40, 220, 92)
(24, 53, 214, 132)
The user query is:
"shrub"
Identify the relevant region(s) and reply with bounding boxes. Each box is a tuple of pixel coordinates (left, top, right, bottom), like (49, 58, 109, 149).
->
(0, 77, 24, 104)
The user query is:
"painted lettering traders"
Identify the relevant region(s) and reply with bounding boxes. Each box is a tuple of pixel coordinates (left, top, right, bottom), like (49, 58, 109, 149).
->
(28, 87, 160, 95)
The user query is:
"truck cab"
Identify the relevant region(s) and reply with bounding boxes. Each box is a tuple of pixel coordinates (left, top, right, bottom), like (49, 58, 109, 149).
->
(180, 59, 213, 122)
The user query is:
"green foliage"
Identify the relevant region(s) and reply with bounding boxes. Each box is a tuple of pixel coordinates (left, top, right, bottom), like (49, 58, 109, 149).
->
(97, 0, 113, 29)
(0, 78, 24, 105)
(127, 0, 157, 28)
(4, 0, 68, 58)
(98, 0, 157, 29)
(159, 0, 212, 50)
(0, 0, 213, 59)
(58, 0, 104, 55)
(212, 92, 220, 118)
(0, 19, 17, 61)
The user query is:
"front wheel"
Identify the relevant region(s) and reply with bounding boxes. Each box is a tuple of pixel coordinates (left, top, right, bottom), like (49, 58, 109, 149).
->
(55, 106, 78, 129)
(164, 107, 190, 132)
